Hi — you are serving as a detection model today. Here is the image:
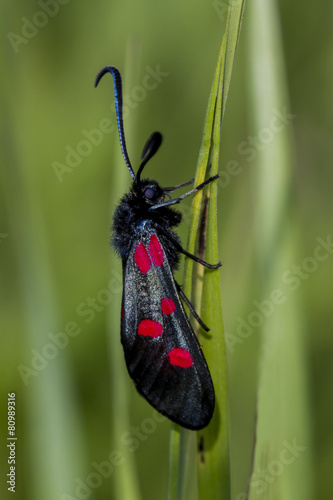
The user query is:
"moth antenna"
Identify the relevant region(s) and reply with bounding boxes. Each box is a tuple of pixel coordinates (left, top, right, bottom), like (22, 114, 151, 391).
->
(95, 66, 136, 180)
(137, 132, 163, 183)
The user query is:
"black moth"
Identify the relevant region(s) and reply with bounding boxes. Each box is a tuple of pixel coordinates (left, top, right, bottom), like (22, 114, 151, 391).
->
(95, 66, 221, 430)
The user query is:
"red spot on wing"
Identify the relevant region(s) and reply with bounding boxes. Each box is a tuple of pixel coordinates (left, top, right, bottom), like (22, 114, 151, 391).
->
(168, 348, 193, 368)
(138, 319, 163, 338)
(149, 234, 164, 266)
(134, 242, 151, 274)
(161, 298, 176, 315)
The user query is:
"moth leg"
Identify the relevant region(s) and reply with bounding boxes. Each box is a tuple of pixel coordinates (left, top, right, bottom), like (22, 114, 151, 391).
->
(150, 174, 219, 210)
(178, 245, 221, 269)
(155, 223, 222, 269)
(175, 282, 210, 332)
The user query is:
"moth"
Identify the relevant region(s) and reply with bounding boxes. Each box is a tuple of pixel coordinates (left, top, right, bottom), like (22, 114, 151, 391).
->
(95, 66, 221, 430)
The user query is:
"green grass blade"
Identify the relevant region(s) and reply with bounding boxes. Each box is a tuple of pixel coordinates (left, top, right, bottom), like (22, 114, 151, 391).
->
(168, 2, 246, 499)
(167, 427, 181, 499)
(167, 46, 223, 500)
(106, 42, 142, 500)
(0, 107, 84, 500)
(196, 44, 228, 500)
(198, 4, 245, 498)
(247, 1, 313, 499)
(167, 34, 224, 500)
(182, 41, 225, 296)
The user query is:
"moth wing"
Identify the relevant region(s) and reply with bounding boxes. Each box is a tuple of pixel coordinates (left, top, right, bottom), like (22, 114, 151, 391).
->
(121, 230, 215, 430)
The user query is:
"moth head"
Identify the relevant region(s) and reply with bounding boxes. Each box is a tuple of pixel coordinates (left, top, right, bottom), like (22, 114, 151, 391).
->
(131, 132, 166, 206)
(138, 179, 165, 206)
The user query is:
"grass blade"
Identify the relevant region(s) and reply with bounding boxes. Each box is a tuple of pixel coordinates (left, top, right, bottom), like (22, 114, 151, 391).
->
(1, 105, 84, 500)
(247, 1, 313, 499)
(197, 4, 245, 498)
(168, 2, 246, 499)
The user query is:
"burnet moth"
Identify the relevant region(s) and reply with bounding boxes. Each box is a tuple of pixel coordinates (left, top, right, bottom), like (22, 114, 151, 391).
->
(95, 66, 221, 430)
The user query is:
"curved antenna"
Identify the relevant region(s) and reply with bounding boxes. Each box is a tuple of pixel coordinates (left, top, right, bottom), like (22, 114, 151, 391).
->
(136, 132, 163, 183)
(95, 66, 136, 180)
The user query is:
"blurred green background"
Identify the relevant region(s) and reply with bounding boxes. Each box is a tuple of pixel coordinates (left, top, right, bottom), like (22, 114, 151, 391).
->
(1, 1, 332, 499)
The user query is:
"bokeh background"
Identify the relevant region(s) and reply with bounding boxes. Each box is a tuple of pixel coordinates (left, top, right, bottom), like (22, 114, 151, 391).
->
(1, 1, 332, 499)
